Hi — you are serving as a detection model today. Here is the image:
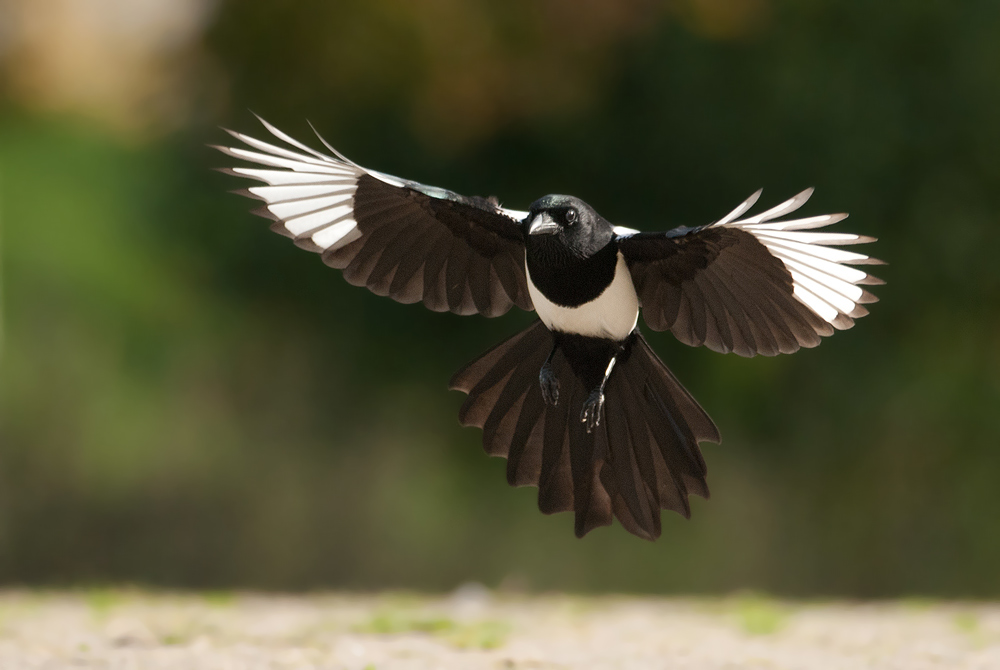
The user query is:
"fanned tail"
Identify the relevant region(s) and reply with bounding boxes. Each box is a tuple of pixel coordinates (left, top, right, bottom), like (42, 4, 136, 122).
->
(450, 322, 721, 540)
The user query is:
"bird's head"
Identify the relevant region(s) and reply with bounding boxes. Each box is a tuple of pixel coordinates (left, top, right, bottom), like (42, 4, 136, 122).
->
(524, 195, 613, 259)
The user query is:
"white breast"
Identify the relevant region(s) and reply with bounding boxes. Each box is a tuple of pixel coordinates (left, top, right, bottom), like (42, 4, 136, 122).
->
(526, 251, 640, 342)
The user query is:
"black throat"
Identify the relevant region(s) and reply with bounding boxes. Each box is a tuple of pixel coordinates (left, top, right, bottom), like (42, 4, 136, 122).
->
(526, 238, 619, 308)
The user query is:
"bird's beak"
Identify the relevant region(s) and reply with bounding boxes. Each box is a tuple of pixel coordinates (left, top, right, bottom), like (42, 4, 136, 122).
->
(528, 212, 560, 236)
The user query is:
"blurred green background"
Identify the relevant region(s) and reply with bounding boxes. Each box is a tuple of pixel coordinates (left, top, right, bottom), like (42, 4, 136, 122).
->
(1, 0, 998, 597)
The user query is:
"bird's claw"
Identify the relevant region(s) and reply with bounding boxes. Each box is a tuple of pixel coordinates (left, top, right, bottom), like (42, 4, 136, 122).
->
(581, 390, 605, 433)
(540, 364, 560, 405)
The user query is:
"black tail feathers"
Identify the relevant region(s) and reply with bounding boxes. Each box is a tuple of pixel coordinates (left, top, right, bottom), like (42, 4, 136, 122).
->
(449, 321, 721, 540)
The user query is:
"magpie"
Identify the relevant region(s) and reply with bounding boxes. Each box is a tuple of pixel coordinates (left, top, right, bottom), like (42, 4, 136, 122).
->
(215, 117, 883, 540)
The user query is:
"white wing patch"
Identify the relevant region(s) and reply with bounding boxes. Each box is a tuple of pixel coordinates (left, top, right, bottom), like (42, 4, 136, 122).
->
(613, 225, 640, 237)
(217, 118, 527, 251)
(216, 125, 367, 250)
(502, 208, 530, 222)
(713, 188, 883, 328)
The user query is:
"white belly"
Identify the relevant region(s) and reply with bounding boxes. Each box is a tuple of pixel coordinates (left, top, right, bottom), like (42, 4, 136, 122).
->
(526, 251, 640, 341)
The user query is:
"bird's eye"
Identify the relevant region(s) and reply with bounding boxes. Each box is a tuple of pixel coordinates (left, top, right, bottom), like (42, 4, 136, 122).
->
(565, 209, 578, 224)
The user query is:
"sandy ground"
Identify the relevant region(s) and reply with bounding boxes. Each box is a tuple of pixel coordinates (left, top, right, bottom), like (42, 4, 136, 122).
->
(0, 589, 998, 669)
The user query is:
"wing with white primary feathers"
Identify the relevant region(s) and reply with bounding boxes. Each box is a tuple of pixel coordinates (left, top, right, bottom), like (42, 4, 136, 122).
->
(214, 117, 533, 317)
(617, 188, 884, 357)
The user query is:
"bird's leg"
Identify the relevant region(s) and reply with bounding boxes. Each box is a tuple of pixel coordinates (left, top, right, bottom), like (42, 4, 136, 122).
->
(539, 344, 560, 405)
(581, 350, 620, 433)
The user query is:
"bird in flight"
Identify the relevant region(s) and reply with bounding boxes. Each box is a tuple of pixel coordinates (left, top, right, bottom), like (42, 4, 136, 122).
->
(215, 116, 883, 540)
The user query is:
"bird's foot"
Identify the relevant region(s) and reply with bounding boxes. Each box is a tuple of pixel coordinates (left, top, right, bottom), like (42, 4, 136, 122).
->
(539, 364, 560, 405)
(581, 389, 605, 433)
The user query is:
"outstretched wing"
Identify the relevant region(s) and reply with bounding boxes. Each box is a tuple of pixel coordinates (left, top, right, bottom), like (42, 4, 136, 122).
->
(214, 117, 533, 317)
(617, 189, 884, 357)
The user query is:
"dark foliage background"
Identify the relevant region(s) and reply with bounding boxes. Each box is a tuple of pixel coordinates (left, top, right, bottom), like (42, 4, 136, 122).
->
(1, 0, 998, 596)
